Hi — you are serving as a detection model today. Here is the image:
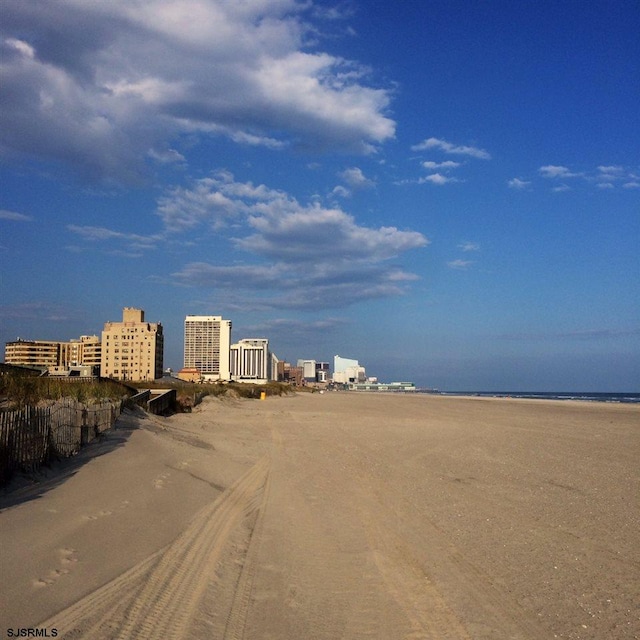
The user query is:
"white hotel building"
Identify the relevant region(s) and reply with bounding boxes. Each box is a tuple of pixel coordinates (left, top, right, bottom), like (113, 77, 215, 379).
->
(230, 338, 275, 383)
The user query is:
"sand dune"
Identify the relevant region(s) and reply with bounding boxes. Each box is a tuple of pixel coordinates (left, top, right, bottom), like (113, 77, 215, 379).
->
(1, 393, 638, 639)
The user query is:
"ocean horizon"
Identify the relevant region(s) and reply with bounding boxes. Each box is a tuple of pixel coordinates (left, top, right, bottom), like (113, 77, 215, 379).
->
(423, 391, 640, 404)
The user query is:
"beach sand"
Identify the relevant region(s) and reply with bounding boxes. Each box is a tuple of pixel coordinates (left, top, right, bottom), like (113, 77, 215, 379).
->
(1, 392, 638, 639)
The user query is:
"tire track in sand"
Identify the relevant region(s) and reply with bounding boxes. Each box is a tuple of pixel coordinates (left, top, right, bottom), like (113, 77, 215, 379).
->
(221, 464, 271, 640)
(38, 454, 270, 640)
(219, 426, 279, 640)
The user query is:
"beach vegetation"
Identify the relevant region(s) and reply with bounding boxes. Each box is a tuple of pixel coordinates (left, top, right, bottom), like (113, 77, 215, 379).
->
(0, 372, 131, 409)
(1, 371, 292, 412)
(126, 379, 292, 410)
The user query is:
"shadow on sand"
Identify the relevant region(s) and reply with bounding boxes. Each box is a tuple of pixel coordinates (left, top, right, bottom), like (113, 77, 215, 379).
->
(0, 407, 145, 511)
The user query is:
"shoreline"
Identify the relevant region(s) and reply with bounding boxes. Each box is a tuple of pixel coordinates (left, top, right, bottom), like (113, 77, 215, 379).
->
(325, 388, 640, 408)
(343, 389, 640, 403)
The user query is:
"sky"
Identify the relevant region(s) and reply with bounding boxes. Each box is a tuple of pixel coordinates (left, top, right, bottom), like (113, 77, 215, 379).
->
(1, 0, 639, 391)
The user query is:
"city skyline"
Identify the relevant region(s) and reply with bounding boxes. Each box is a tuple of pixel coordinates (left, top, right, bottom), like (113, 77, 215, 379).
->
(2, 309, 359, 386)
(1, 1, 639, 391)
(2, 309, 359, 383)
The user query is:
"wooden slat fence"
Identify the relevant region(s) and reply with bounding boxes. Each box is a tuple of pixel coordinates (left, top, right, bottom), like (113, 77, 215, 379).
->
(0, 406, 50, 483)
(0, 398, 124, 486)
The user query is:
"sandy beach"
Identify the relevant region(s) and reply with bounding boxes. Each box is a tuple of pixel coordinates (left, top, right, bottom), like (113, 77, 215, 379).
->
(1, 392, 638, 639)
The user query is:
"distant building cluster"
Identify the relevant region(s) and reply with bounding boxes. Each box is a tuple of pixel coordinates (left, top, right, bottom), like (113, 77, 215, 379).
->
(4, 307, 163, 382)
(3, 307, 415, 390)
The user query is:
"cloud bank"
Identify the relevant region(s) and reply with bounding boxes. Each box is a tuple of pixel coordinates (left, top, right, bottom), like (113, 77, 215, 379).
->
(162, 172, 428, 310)
(1, 0, 395, 183)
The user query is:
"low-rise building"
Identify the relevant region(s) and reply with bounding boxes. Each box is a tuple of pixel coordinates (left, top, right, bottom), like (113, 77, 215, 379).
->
(277, 361, 303, 386)
(4, 334, 102, 374)
(349, 381, 416, 392)
(176, 368, 203, 383)
(5, 339, 61, 369)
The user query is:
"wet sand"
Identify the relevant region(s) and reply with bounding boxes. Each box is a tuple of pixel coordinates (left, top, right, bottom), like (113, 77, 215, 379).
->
(1, 392, 638, 639)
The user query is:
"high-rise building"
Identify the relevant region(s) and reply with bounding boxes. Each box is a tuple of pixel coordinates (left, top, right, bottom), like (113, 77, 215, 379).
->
(184, 315, 232, 381)
(101, 308, 164, 381)
(230, 338, 272, 383)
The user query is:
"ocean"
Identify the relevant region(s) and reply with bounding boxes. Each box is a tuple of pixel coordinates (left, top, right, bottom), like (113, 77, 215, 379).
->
(430, 391, 640, 404)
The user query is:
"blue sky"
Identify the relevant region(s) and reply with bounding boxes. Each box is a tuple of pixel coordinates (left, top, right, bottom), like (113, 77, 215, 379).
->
(1, 0, 638, 391)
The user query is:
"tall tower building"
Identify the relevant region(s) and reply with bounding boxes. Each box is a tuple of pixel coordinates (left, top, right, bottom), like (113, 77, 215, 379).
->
(184, 315, 232, 381)
(101, 308, 164, 381)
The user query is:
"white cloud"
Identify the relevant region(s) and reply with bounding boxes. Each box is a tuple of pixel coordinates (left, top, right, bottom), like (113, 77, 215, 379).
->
(538, 165, 581, 179)
(227, 130, 287, 149)
(623, 181, 640, 189)
(5, 38, 35, 59)
(412, 137, 491, 160)
(338, 167, 375, 189)
(238, 205, 427, 263)
(519, 163, 638, 191)
(67, 224, 161, 249)
(147, 148, 186, 164)
(447, 259, 473, 270)
(0, 209, 32, 221)
(0, 1, 396, 183)
(420, 173, 459, 185)
(507, 177, 531, 189)
(157, 171, 288, 231)
(156, 173, 264, 231)
(458, 241, 480, 252)
(597, 165, 624, 175)
(593, 165, 638, 188)
(422, 160, 460, 170)
(331, 185, 351, 198)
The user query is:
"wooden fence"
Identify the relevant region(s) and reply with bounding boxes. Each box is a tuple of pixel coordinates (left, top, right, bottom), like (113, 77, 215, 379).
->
(0, 398, 124, 486)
